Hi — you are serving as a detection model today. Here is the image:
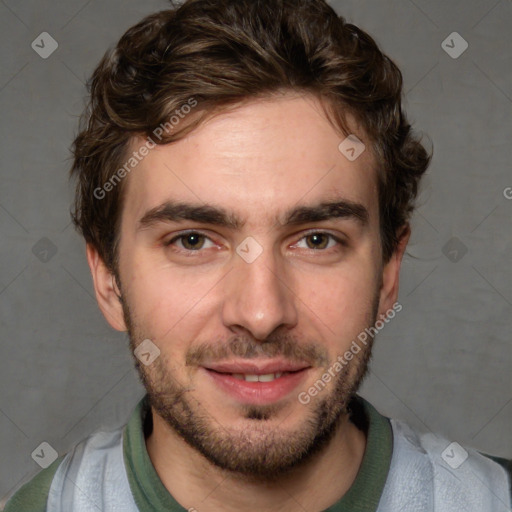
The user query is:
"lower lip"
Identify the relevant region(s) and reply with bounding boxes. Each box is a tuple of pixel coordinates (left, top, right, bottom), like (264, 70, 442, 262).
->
(202, 368, 310, 405)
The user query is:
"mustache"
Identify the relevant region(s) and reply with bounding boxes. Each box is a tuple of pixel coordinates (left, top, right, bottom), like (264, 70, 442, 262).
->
(186, 334, 329, 367)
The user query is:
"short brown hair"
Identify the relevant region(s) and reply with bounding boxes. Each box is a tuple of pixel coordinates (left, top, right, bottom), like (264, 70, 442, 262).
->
(71, 0, 431, 270)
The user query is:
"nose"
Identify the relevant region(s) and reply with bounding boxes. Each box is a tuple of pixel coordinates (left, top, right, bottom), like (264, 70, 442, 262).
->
(221, 242, 298, 341)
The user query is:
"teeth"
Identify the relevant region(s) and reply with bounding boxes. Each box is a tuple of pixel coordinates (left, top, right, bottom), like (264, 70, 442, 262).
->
(258, 373, 281, 382)
(231, 372, 284, 382)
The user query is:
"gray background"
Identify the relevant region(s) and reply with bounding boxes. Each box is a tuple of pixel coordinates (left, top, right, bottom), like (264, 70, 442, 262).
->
(0, 0, 511, 506)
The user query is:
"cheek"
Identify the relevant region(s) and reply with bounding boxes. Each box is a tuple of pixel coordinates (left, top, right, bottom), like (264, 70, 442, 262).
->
(121, 255, 223, 340)
(295, 258, 380, 343)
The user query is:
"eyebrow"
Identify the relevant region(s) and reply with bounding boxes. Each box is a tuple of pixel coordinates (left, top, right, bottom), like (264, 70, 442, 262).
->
(137, 199, 369, 231)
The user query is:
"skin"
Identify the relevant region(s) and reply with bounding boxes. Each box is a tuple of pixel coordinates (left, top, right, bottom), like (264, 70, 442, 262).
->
(87, 92, 409, 511)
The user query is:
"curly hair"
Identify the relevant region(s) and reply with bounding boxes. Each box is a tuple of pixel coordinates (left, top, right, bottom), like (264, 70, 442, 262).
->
(71, 0, 431, 270)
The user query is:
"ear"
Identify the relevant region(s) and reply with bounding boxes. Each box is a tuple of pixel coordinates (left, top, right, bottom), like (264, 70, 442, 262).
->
(86, 244, 127, 332)
(378, 224, 410, 318)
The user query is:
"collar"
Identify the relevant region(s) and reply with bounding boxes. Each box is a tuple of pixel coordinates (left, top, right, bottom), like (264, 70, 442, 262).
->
(123, 394, 393, 511)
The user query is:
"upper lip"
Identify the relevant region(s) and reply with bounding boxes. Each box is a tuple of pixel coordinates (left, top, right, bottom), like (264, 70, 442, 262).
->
(202, 359, 311, 375)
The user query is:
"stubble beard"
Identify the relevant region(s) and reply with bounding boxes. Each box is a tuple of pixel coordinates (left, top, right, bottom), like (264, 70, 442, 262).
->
(121, 292, 379, 481)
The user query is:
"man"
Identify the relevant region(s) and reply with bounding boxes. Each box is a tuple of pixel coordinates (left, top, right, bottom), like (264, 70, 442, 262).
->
(6, 0, 511, 510)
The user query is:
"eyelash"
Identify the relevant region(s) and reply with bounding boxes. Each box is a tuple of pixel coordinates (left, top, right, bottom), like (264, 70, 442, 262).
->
(164, 230, 346, 255)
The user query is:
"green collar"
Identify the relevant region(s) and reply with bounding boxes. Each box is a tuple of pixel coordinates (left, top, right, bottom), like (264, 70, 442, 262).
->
(123, 395, 393, 511)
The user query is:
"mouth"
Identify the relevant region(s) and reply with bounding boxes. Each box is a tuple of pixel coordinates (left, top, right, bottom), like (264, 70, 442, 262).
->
(201, 360, 312, 405)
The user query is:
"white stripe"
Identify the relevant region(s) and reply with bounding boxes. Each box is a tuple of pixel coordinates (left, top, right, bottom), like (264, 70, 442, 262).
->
(47, 428, 138, 511)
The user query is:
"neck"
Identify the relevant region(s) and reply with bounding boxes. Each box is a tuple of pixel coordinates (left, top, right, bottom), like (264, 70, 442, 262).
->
(146, 408, 366, 512)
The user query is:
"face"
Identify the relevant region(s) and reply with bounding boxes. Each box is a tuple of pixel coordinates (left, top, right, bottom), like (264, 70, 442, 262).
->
(90, 93, 405, 479)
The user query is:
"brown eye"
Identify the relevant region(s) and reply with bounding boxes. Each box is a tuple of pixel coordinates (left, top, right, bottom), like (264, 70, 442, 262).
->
(304, 233, 330, 250)
(295, 232, 342, 251)
(166, 232, 215, 252)
(179, 233, 206, 250)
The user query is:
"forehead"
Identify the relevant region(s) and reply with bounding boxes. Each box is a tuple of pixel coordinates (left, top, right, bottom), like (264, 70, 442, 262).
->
(121, 93, 378, 228)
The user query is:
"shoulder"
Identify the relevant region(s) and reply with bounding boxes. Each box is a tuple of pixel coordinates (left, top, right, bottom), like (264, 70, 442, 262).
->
(387, 419, 511, 510)
(4, 427, 125, 512)
(4, 456, 64, 512)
